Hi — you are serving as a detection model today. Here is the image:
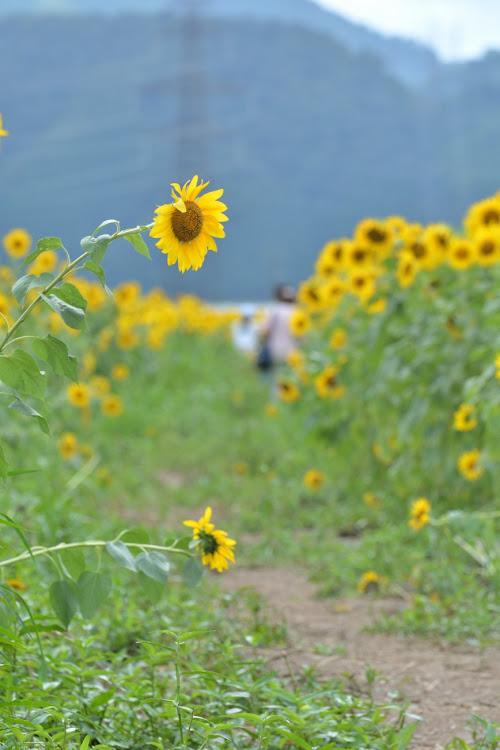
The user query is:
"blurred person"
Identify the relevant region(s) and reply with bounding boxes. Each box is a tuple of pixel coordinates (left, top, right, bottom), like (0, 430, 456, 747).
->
(257, 284, 297, 372)
(232, 303, 258, 355)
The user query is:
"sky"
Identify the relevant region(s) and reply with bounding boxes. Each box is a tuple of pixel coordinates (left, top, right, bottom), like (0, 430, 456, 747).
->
(314, 0, 500, 60)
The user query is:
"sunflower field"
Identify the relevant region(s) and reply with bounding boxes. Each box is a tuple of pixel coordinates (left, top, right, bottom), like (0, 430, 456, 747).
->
(1, 110, 500, 747)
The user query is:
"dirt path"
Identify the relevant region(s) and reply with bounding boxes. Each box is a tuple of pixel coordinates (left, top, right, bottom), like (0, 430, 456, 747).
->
(220, 567, 500, 749)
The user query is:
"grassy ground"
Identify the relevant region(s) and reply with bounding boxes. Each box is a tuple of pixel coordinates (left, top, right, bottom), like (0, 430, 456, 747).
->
(3, 332, 500, 747)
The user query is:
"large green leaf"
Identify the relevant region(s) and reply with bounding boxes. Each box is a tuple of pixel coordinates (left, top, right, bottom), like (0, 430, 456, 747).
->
(58, 548, 85, 581)
(124, 233, 151, 260)
(182, 557, 204, 588)
(12, 273, 55, 307)
(49, 580, 78, 629)
(135, 551, 169, 584)
(77, 571, 112, 619)
(80, 233, 111, 267)
(31, 334, 78, 383)
(0, 350, 46, 399)
(106, 541, 137, 572)
(22, 237, 62, 267)
(137, 571, 164, 603)
(8, 395, 50, 435)
(41, 282, 87, 331)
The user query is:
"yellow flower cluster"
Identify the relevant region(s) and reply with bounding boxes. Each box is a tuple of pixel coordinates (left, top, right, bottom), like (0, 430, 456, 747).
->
(408, 498, 431, 530)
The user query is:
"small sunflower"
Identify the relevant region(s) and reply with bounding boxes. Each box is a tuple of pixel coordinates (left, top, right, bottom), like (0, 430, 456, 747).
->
(408, 498, 431, 530)
(354, 218, 394, 256)
(3, 228, 32, 259)
(363, 492, 381, 509)
(397, 251, 418, 288)
(6, 578, 26, 591)
(111, 363, 130, 381)
(453, 404, 477, 432)
(315, 365, 345, 399)
(150, 176, 228, 273)
(67, 383, 90, 409)
(277, 378, 300, 403)
(458, 450, 484, 481)
(472, 226, 500, 267)
(289, 308, 311, 336)
(59, 432, 78, 461)
(183, 506, 236, 572)
(329, 327, 347, 350)
(448, 238, 474, 270)
(357, 571, 383, 594)
(303, 469, 325, 491)
(101, 394, 123, 417)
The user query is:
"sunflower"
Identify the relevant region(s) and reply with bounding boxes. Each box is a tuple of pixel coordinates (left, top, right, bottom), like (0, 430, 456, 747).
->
(0, 114, 9, 147)
(264, 403, 278, 418)
(408, 498, 431, 530)
(183, 506, 236, 572)
(354, 218, 393, 256)
(315, 365, 345, 399)
(303, 469, 325, 491)
(315, 240, 347, 275)
(329, 327, 347, 350)
(448, 238, 474, 270)
(344, 241, 373, 271)
(67, 383, 90, 409)
(6, 578, 26, 591)
(458, 450, 484, 481)
(464, 195, 500, 236)
(101, 394, 123, 417)
(347, 268, 377, 302)
(59, 432, 78, 461)
(366, 296, 387, 315)
(363, 492, 381, 509)
(277, 378, 300, 403)
(3, 228, 32, 259)
(357, 571, 383, 594)
(453, 404, 477, 432)
(112, 363, 130, 381)
(472, 226, 500, 266)
(150, 176, 228, 273)
(319, 276, 345, 308)
(289, 308, 311, 336)
(29, 249, 58, 275)
(297, 280, 324, 311)
(396, 251, 417, 288)
(423, 224, 452, 267)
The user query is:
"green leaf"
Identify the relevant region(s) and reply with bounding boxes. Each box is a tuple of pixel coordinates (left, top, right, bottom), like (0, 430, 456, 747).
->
(41, 282, 87, 331)
(182, 557, 204, 588)
(0, 444, 8, 481)
(9, 395, 49, 434)
(124, 233, 151, 260)
(106, 541, 137, 572)
(12, 273, 55, 307)
(137, 571, 164, 603)
(77, 571, 112, 619)
(80, 234, 111, 267)
(0, 350, 46, 399)
(90, 687, 116, 711)
(58, 548, 85, 581)
(23, 237, 62, 267)
(91, 219, 120, 236)
(135, 551, 169, 584)
(80, 736, 91, 750)
(83, 260, 106, 287)
(49, 580, 78, 629)
(31, 334, 79, 383)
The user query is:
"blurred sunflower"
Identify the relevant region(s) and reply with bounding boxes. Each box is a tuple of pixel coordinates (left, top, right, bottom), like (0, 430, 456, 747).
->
(453, 404, 477, 432)
(289, 308, 311, 336)
(277, 378, 300, 403)
(101, 394, 123, 417)
(315, 365, 345, 399)
(396, 251, 417, 288)
(357, 571, 383, 594)
(448, 238, 474, 270)
(3, 228, 32, 259)
(183, 506, 236, 572)
(458, 450, 484, 481)
(472, 226, 500, 266)
(408, 498, 431, 530)
(67, 383, 90, 409)
(465, 195, 500, 236)
(0, 114, 9, 147)
(303, 469, 325, 491)
(58, 432, 78, 461)
(354, 218, 393, 256)
(150, 176, 228, 273)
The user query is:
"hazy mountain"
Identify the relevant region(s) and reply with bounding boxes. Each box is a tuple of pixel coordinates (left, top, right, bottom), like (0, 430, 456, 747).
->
(0, 0, 439, 87)
(0, 13, 499, 300)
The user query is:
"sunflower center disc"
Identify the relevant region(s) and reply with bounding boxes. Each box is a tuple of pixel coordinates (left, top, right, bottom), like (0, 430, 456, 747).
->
(171, 200, 204, 243)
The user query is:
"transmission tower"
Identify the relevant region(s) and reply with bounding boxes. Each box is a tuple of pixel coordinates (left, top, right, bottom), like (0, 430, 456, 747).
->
(175, 0, 208, 182)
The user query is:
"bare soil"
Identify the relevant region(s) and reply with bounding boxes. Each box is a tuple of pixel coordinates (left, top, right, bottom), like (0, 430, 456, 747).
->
(220, 566, 500, 749)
